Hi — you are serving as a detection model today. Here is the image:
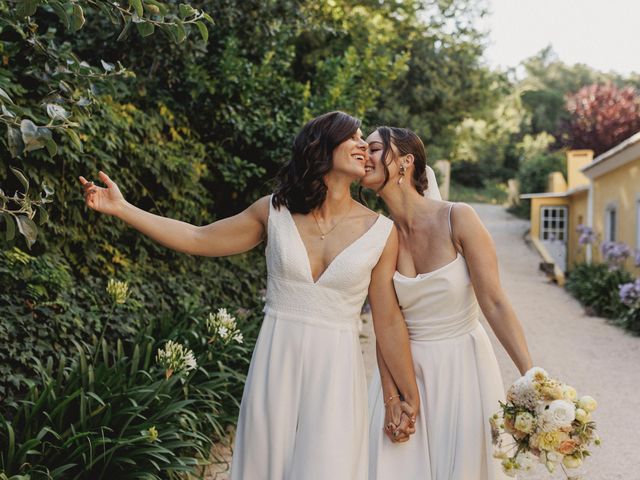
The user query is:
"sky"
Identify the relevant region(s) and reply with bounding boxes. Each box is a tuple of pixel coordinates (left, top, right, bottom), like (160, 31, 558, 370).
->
(481, 0, 640, 75)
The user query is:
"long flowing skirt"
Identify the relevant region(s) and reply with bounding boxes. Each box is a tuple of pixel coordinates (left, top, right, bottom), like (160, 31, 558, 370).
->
(368, 324, 510, 480)
(231, 312, 368, 480)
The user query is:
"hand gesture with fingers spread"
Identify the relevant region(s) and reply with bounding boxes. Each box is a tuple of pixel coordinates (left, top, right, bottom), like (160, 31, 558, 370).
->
(78, 171, 125, 217)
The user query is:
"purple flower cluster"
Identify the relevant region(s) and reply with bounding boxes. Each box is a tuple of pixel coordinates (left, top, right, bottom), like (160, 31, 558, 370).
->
(635, 249, 640, 268)
(619, 279, 640, 307)
(601, 241, 631, 268)
(576, 224, 596, 246)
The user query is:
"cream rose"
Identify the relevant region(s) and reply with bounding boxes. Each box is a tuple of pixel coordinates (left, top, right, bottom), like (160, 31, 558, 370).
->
(578, 395, 598, 412)
(575, 408, 591, 423)
(562, 455, 583, 468)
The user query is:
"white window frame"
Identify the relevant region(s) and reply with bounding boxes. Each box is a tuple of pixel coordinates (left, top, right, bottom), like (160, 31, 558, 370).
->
(540, 206, 568, 242)
(605, 203, 617, 242)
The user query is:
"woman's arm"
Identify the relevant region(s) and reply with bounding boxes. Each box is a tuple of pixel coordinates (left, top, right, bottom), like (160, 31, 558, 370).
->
(369, 226, 420, 415)
(375, 342, 416, 442)
(79, 171, 269, 257)
(452, 203, 533, 375)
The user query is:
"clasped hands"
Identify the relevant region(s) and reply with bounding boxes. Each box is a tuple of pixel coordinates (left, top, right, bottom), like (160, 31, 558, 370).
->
(384, 396, 418, 443)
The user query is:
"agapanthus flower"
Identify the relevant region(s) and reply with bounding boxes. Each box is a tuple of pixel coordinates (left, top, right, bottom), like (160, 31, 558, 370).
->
(619, 279, 640, 307)
(106, 279, 129, 305)
(206, 308, 244, 345)
(576, 224, 596, 246)
(156, 340, 197, 379)
(601, 241, 631, 268)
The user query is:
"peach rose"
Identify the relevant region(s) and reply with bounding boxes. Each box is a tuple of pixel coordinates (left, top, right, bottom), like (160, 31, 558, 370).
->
(558, 439, 579, 455)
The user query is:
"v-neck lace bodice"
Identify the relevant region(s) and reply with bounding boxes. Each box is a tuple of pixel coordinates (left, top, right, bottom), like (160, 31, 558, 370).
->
(263, 197, 394, 329)
(286, 207, 383, 284)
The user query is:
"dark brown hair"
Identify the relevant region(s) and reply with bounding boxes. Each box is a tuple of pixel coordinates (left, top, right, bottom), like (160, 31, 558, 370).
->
(272, 111, 361, 213)
(374, 126, 428, 194)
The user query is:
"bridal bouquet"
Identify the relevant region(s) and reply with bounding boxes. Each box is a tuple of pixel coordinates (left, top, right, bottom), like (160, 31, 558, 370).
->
(490, 367, 600, 478)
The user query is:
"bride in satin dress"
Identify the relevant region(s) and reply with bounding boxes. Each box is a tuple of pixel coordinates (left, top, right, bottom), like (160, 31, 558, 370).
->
(79, 112, 421, 480)
(362, 127, 533, 480)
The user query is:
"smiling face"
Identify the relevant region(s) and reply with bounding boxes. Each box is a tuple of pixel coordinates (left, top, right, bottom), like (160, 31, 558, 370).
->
(331, 128, 368, 179)
(361, 130, 398, 191)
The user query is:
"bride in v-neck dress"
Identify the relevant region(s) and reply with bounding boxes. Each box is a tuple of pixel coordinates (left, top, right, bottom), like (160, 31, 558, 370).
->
(79, 112, 421, 480)
(361, 127, 533, 480)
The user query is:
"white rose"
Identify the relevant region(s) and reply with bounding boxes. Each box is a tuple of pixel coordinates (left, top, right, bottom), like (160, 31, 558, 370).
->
(563, 455, 583, 468)
(515, 451, 537, 470)
(540, 400, 575, 430)
(578, 395, 598, 412)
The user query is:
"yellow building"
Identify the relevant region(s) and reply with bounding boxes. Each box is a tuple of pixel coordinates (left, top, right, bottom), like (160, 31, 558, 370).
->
(582, 132, 640, 272)
(520, 150, 593, 281)
(521, 132, 640, 279)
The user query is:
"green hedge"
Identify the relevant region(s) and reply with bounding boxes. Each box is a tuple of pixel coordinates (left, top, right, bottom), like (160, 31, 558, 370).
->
(565, 262, 635, 326)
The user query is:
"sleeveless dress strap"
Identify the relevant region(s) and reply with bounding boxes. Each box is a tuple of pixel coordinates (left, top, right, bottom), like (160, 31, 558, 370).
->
(447, 203, 455, 242)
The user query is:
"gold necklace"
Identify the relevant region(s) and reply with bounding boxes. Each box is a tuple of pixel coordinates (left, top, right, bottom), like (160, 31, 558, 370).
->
(312, 202, 354, 240)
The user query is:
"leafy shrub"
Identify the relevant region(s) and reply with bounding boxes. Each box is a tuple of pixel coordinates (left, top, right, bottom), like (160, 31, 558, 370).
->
(0, 296, 257, 478)
(566, 262, 632, 319)
(510, 152, 566, 218)
(0, 246, 266, 403)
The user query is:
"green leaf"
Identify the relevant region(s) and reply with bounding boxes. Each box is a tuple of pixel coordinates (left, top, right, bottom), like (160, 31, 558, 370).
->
(129, 0, 143, 17)
(2, 213, 16, 242)
(178, 3, 194, 19)
(36, 205, 49, 225)
(0, 87, 14, 105)
(117, 19, 133, 41)
(66, 128, 83, 151)
(2, 104, 15, 117)
(16, 215, 38, 249)
(46, 104, 69, 121)
(44, 138, 58, 157)
(136, 21, 155, 37)
(7, 125, 23, 158)
(174, 21, 186, 43)
(202, 12, 214, 24)
(195, 21, 208, 42)
(71, 4, 86, 32)
(50, 0, 70, 30)
(10, 167, 29, 193)
(16, 0, 39, 17)
(100, 60, 115, 72)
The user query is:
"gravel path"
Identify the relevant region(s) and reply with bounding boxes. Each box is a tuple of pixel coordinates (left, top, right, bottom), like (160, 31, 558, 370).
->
(208, 203, 640, 479)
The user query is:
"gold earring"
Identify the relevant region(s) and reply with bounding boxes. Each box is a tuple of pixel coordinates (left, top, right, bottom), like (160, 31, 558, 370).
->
(397, 163, 406, 185)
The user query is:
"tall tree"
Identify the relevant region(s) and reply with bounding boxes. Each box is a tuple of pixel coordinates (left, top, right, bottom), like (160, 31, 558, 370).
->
(565, 83, 640, 155)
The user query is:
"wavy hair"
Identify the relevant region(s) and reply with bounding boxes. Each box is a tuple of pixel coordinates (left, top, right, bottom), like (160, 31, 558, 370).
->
(374, 126, 428, 194)
(272, 111, 361, 213)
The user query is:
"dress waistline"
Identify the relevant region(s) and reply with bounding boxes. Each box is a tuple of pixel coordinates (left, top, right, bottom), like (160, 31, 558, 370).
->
(263, 305, 361, 332)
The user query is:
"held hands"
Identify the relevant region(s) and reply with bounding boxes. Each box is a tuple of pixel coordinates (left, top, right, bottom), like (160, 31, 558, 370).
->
(384, 397, 417, 443)
(78, 171, 125, 217)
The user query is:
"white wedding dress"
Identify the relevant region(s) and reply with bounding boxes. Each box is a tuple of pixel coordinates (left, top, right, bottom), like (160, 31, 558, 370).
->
(368, 203, 510, 480)
(230, 196, 394, 480)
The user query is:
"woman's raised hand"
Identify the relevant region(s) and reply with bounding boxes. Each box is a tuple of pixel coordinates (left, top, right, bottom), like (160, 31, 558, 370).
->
(78, 171, 125, 217)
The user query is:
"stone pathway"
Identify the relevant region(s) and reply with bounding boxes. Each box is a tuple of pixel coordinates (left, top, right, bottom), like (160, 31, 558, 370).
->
(206, 203, 640, 479)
